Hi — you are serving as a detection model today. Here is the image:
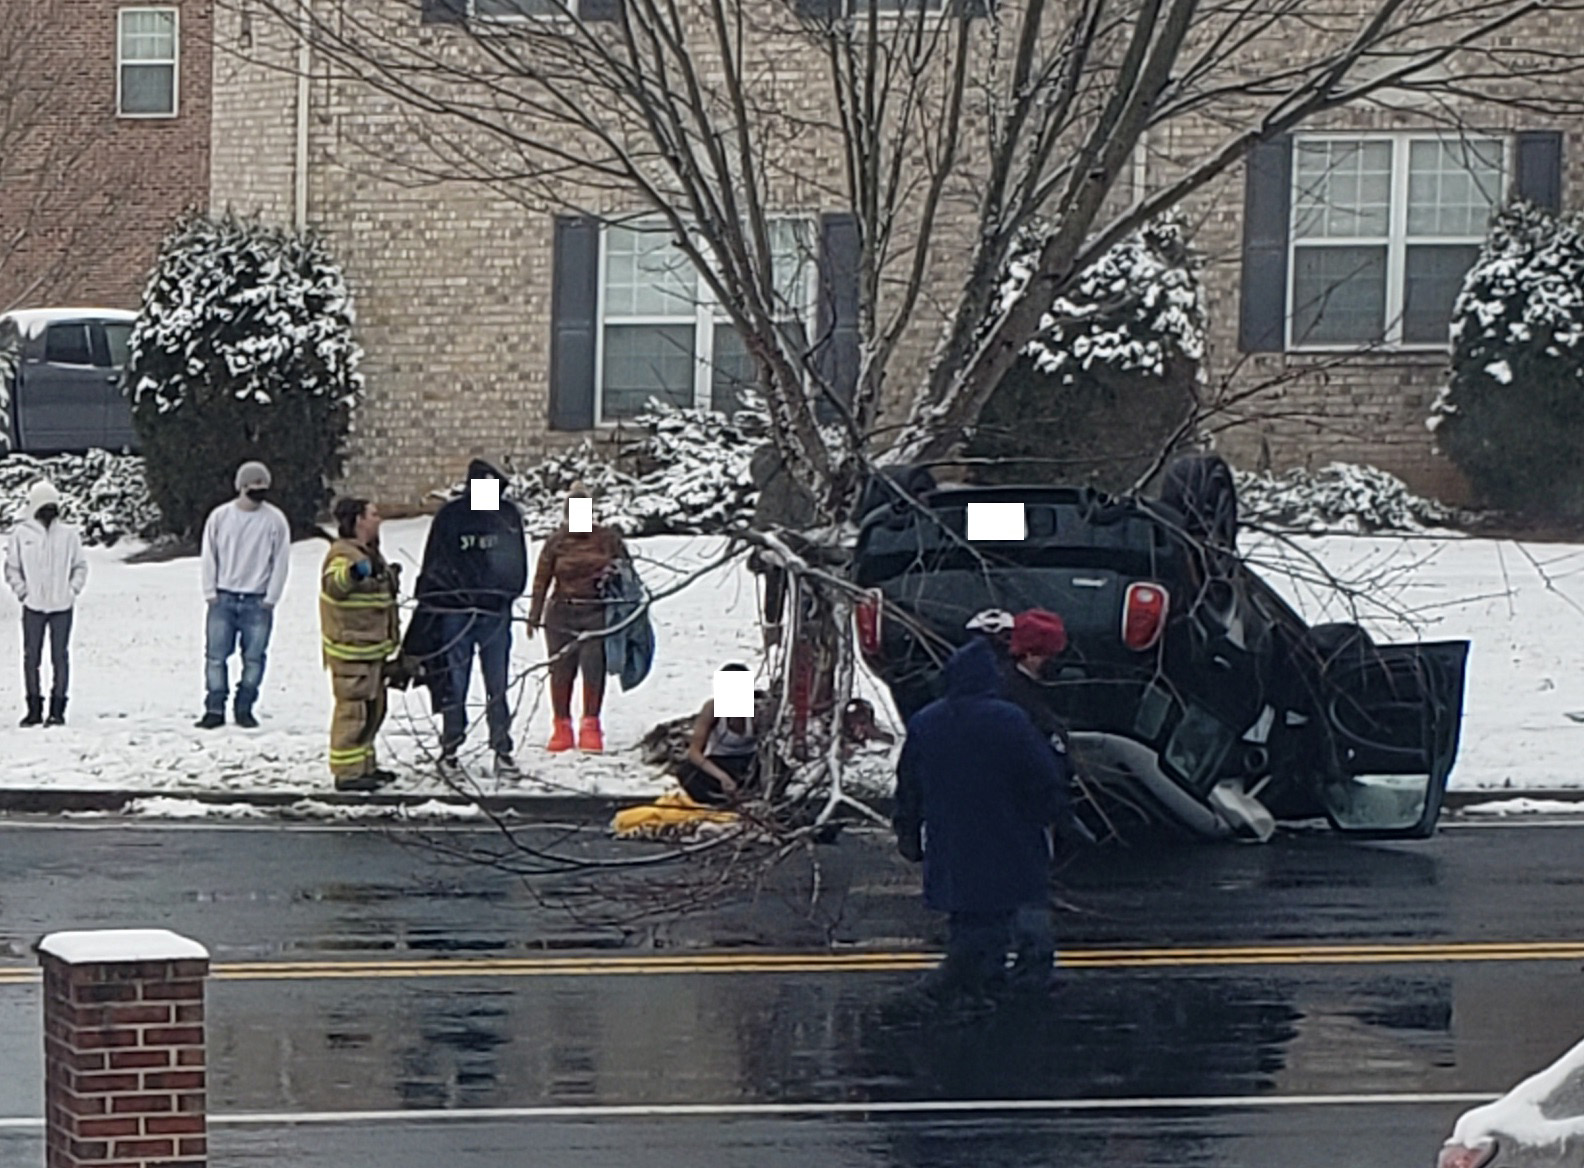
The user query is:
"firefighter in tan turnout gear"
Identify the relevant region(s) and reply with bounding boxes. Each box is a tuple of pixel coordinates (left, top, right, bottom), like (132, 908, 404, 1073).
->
(320, 498, 402, 792)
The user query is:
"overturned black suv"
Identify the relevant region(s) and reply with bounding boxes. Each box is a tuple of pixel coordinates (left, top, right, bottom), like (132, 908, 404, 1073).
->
(850, 456, 1470, 842)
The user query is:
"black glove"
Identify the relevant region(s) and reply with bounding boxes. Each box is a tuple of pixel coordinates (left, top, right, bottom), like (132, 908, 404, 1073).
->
(387, 563, 403, 590)
(383, 656, 413, 691)
(896, 822, 924, 863)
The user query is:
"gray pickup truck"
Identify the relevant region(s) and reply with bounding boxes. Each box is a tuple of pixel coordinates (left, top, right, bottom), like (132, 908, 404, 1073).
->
(0, 308, 141, 455)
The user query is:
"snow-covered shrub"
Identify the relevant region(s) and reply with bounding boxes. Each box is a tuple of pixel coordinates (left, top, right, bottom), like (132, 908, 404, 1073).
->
(1436, 202, 1584, 516)
(126, 210, 365, 537)
(1235, 462, 1456, 535)
(0, 452, 160, 546)
(967, 216, 1207, 491)
(432, 399, 763, 537)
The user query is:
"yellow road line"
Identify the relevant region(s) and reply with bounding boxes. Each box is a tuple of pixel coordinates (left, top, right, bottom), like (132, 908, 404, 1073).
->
(0, 939, 1582, 983)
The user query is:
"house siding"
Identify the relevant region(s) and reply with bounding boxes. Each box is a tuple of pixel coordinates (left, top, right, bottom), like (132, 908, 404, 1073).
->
(0, 1, 212, 313)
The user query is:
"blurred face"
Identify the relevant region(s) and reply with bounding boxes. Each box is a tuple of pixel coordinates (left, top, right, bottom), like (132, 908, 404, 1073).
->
(355, 503, 382, 545)
(1016, 652, 1052, 676)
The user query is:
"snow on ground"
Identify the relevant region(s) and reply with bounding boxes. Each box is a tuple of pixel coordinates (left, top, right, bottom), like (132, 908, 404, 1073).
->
(0, 515, 1581, 802)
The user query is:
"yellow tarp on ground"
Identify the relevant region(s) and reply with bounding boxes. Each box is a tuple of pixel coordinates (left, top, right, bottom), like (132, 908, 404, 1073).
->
(610, 789, 739, 840)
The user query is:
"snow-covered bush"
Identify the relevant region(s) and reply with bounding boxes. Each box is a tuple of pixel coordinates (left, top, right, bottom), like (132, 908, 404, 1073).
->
(126, 210, 365, 537)
(968, 217, 1207, 491)
(432, 399, 763, 537)
(0, 452, 160, 546)
(1235, 462, 1456, 535)
(1435, 202, 1584, 516)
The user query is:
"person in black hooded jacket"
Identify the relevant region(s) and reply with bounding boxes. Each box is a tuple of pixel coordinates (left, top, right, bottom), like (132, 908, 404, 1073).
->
(412, 459, 528, 779)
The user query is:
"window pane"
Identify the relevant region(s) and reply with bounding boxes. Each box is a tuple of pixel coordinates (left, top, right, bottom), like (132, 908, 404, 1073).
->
(475, 0, 566, 15)
(1291, 246, 1387, 345)
(601, 323, 695, 419)
(1402, 244, 1480, 344)
(710, 324, 756, 416)
(1407, 139, 1503, 238)
(122, 64, 175, 114)
(604, 226, 695, 318)
(104, 324, 132, 369)
(1293, 140, 1393, 239)
(121, 10, 176, 60)
(44, 325, 92, 366)
(769, 220, 813, 315)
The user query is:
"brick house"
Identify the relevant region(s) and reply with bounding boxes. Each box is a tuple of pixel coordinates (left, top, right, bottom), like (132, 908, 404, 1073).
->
(0, 2, 213, 312)
(209, 1, 1574, 506)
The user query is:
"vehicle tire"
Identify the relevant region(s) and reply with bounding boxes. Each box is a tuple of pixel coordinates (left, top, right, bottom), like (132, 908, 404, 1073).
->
(1160, 453, 1238, 549)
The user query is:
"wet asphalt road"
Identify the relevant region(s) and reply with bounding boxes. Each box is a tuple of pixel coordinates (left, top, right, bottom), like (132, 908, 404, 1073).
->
(0, 817, 1580, 1165)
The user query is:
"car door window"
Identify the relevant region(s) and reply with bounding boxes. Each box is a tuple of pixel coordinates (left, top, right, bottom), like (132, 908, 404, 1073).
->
(43, 324, 93, 366)
(103, 323, 133, 370)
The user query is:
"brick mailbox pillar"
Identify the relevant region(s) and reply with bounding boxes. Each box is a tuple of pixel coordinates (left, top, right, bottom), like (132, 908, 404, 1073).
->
(37, 929, 210, 1168)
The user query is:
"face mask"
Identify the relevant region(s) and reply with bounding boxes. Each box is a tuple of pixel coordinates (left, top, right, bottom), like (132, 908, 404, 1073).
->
(246, 488, 269, 503)
(36, 505, 58, 527)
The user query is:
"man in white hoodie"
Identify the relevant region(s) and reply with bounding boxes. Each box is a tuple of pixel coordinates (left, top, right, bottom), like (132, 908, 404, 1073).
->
(198, 461, 291, 729)
(4, 480, 88, 726)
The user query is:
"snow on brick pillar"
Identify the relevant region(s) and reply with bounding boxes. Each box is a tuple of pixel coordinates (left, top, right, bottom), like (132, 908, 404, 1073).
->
(37, 930, 211, 1168)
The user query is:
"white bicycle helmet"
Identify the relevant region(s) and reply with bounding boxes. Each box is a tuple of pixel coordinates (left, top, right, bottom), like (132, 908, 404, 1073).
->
(965, 608, 1016, 635)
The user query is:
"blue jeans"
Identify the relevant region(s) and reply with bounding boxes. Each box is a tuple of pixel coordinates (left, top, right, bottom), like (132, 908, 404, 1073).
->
(205, 591, 273, 716)
(437, 610, 513, 756)
(936, 902, 1057, 995)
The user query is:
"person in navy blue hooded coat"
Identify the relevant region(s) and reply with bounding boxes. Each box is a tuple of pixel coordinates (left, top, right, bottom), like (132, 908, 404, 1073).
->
(893, 637, 1069, 998)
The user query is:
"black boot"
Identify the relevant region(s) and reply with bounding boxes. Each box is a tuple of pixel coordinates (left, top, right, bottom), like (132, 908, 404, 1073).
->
(19, 697, 42, 727)
(45, 696, 66, 727)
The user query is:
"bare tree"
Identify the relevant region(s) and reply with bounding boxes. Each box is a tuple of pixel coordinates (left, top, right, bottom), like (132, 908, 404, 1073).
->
(0, 1, 123, 312)
(237, 0, 1579, 817)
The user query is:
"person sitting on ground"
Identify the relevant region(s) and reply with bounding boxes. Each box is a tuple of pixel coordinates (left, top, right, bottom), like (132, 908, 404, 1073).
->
(677, 677, 770, 807)
(527, 481, 629, 754)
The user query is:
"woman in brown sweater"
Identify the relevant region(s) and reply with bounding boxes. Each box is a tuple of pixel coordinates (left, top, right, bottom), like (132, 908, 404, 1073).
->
(527, 482, 629, 753)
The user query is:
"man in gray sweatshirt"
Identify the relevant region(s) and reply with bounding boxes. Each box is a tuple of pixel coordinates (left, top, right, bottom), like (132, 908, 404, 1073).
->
(198, 461, 291, 729)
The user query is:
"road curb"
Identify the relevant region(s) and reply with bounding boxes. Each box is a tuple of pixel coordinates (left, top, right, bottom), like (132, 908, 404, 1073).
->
(0, 787, 1574, 822)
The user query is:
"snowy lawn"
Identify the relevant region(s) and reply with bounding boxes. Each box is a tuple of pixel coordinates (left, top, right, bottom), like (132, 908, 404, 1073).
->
(0, 515, 1581, 801)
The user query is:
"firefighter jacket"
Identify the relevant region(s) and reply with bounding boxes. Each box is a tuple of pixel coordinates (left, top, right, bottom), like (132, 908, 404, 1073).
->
(319, 538, 400, 669)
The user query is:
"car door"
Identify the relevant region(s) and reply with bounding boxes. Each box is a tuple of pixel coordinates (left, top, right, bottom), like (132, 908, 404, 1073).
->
(95, 319, 139, 452)
(1315, 638, 1471, 838)
(18, 322, 105, 453)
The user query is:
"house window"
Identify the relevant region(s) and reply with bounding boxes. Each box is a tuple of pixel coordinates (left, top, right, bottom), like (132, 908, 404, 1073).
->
(472, 0, 573, 17)
(1289, 135, 1504, 348)
(597, 219, 814, 422)
(118, 8, 179, 117)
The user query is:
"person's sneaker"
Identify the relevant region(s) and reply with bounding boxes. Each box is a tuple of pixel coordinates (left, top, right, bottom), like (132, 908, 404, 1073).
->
(234, 708, 259, 729)
(577, 717, 604, 753)
(547, 718, 575, 753)
(195, 712, 225, 730)
(494, 753, 522, 781)
(436, 755, 463, 781)
(334, 773, 383, 793)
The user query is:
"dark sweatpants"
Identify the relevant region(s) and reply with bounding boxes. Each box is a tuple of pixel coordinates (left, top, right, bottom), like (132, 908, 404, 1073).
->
(936, 902, 1057, 995)
(22, 608, 72, 700)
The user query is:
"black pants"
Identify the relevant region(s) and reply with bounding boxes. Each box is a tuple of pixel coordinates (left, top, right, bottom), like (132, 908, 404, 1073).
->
(678, 752, 756, 807)
(22, 608, 73, 701)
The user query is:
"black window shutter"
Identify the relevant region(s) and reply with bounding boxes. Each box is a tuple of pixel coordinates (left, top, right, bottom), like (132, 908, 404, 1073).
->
(1238, 134, 1293, 354)
(549, 216, 600, 431)
(816, 212, 861, 422)
(420, 0, 467, 24)
(580, 0, 622, 21)
(1515, 131, 1563, 212)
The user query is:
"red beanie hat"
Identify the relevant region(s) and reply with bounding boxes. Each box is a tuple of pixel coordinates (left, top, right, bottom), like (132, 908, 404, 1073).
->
(1010, 609, 1068, 658)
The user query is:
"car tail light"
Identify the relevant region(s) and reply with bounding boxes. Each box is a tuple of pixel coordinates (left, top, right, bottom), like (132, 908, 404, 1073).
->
(854, 589, 884, 662)
(1437, 1141, 1495, 1168)
(1121, 582, 1169, 652)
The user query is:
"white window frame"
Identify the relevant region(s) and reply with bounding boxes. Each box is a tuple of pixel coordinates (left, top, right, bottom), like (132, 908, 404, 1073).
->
(116, 7, 180, 119)
(845, 0, 946, 14)
(1286, 131, 1510, 353)
(594, 218, 818, 427)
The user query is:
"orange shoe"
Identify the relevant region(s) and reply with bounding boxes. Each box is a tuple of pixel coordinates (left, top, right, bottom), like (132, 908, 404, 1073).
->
(578, 716, 604, 753)
(547, 717, 575, 752)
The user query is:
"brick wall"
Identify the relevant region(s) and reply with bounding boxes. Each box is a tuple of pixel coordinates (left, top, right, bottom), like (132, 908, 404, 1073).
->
(0, 1, 212, 313)
(39, 932, 209, 1168)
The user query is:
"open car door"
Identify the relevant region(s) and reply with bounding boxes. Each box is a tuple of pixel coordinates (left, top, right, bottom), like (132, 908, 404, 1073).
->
(1314, 639, 1471, 838)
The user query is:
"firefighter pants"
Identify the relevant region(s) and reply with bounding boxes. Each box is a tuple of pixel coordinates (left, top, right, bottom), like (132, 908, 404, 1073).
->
(328, 662, 387, 777)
